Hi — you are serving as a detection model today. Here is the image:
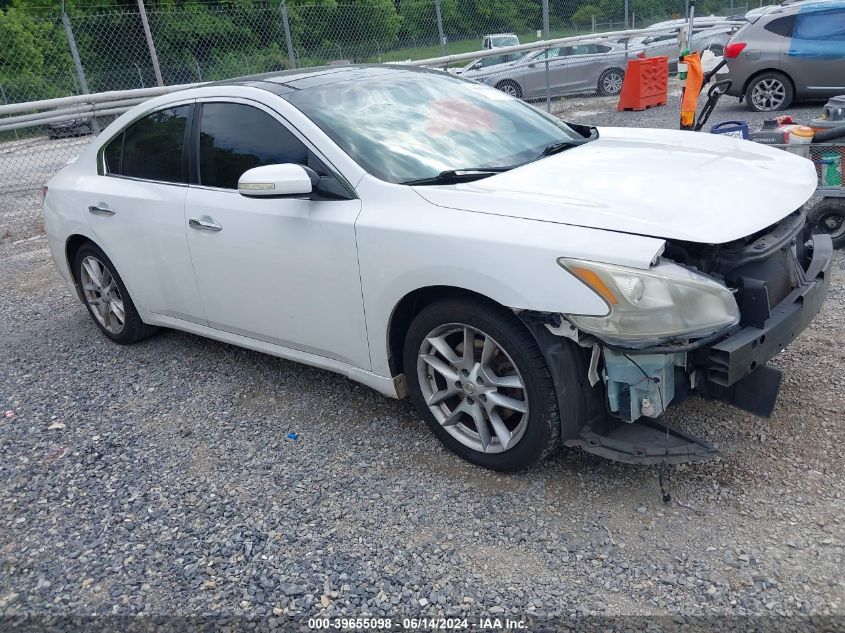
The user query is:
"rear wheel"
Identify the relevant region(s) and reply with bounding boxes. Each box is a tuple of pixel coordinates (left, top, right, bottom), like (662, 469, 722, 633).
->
(74, 243, 159, 344)
(807, 197, 845, 249)
(597, 68, 624, 96)
(495, 80, 523, 99)
(403, 298, 560, 471)
(745, 71, 793, 112)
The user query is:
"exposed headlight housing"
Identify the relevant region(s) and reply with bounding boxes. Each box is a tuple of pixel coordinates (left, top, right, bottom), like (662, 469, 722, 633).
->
(558, 257, 739, 346)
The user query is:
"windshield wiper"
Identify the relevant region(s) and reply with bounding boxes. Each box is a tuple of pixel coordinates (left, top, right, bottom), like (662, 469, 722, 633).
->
(401, 167, 513, 186)
(540, 126, 600, 158)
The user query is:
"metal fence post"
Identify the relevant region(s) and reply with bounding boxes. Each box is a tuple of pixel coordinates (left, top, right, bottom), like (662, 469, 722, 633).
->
(192, 55, 203, 81)
(434, 0, 447, 56)
(61, 11, 99, 133)
(0, 83, 20, 140)
(541, 0, 549, 39)
(624, 0, 629, 29)
(280, 0, 297, 69)
(137, 0, 164, 86)
(132, 62, 144, 87)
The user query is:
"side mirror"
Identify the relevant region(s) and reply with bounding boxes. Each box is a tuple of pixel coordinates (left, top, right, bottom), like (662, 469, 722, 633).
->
(237, 164, 318, 198)
(472, 61, 482, 70)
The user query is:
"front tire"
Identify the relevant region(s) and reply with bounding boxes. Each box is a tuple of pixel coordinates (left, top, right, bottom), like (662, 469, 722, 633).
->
(403, 298, 559, 471)
(74, 243, 159, 344)
(807, 198, 845, 249)
(745, 71, 793, 112)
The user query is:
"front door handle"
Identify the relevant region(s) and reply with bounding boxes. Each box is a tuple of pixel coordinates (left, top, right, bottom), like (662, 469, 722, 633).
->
(88, 203, 115, 216)
(188, 216, 222, 232)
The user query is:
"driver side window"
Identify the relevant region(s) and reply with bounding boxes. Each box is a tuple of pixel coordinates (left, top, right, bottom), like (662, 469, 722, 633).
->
(197, 102, 310, 190)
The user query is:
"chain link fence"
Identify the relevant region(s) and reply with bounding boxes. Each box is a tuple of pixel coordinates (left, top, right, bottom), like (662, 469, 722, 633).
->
(0, 0, 769, 241)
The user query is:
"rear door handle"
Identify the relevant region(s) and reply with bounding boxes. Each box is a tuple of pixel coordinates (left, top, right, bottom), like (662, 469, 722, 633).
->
(88, 203, 115, 216)
(188, 216, 222, 232)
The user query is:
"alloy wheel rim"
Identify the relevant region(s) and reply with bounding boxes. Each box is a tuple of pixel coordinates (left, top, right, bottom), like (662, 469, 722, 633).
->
(603, 72, 623, 94)
(751, 79, 786, 111)
(417, 323, 529, 454)
(80, 255, 125, 334)
(499, 83, 518, 97)
(819, 213, 845, 239)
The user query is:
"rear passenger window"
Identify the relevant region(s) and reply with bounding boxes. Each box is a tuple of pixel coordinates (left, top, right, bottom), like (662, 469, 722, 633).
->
(794, 10, 845, 40)
(764, 15, 796, 37)
(198, 103, 309, 190)
(104, 105, 189, 183)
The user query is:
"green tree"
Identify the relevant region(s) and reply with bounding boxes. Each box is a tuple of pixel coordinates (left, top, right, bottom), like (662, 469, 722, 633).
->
(0, 7, 74, 100)
(570, 3, 602, 28)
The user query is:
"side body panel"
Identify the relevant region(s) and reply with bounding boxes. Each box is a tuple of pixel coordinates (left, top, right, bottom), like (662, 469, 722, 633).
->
(43, 155, 206, 323)
(784, 6, 845, 95)
(725, 22, 786, 97)
(185, 187, 369, 368)
(353, 176, 666, 378)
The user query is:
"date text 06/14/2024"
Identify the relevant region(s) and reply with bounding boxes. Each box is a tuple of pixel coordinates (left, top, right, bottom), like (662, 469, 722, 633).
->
(307, 617, 528, 630)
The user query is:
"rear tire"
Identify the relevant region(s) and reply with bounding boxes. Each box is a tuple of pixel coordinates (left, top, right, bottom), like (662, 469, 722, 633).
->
(495, 80, 523, 99)
(403, 297, 560, 471)
(745, 71, 794, 112)
(74, 242, 159, 344)
(597, 68, 624, 96)
(807, 197, 845, 249)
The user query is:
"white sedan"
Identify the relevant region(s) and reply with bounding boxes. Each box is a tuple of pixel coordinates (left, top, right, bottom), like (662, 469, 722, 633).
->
(44, 66, 831, 470)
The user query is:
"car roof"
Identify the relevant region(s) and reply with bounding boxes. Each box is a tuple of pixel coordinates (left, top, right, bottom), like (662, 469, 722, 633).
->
(753, 0, 843, 17)
(210, 64, 445, 96)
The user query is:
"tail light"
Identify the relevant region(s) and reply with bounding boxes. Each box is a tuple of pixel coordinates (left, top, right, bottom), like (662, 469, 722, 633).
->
(723, 42, 747, 59)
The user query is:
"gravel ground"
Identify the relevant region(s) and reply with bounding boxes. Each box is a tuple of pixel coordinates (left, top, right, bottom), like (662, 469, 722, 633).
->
(1, 86, 844, 631)
(551, 75, 826, 129)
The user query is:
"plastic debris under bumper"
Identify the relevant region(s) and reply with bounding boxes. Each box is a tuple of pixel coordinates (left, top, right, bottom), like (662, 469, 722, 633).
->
(564, 417, 718, 465)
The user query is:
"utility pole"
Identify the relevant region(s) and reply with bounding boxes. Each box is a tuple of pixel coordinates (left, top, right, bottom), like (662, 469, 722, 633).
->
(280, 0, 297, 69)
(137, 0, 164, 86)
(434, 0, 447, 56)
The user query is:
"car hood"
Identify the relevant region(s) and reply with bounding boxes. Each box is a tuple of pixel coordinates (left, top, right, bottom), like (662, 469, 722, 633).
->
(412, 127, 818, 244)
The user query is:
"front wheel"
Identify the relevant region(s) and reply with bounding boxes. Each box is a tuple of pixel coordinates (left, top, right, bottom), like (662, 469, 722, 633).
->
(403, 298, 560, 471)
(807, 197, 845, 249)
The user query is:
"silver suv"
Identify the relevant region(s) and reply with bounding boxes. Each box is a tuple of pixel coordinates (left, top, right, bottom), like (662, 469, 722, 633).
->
(725, 1, 845, 111)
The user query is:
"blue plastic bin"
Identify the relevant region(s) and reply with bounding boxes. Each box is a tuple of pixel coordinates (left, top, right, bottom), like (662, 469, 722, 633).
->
(710, 121, 750, 139)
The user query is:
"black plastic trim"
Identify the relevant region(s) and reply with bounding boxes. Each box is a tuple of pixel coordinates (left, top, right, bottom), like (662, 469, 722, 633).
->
(698, 233, 833, 388)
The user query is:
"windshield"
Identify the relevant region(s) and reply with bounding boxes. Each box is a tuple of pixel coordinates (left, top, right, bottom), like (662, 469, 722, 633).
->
(491, 35, 519, 47)
(283, 70, 584, 184)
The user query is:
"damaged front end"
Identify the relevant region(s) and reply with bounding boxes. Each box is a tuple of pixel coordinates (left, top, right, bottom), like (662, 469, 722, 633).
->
(523, 211, 833, 465)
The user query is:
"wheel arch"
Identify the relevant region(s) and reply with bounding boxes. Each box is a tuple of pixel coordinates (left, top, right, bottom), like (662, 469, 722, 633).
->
(63, 233, 148, 315)
(64, 233, 97, 299)
(386, 285, 508, 376)
(741, 68, 795, 102)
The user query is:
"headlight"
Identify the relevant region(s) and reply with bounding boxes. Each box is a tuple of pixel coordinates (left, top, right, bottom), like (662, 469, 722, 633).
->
(558, 257, 739, 345)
